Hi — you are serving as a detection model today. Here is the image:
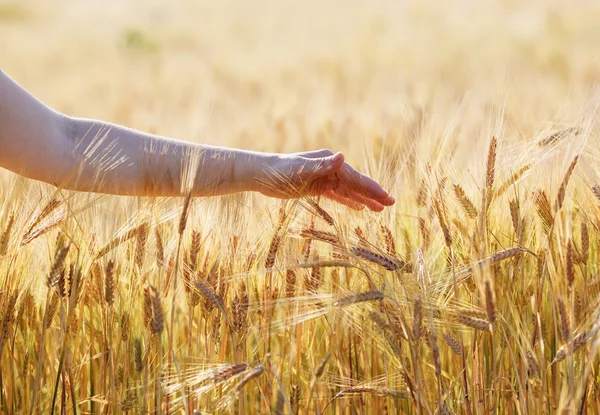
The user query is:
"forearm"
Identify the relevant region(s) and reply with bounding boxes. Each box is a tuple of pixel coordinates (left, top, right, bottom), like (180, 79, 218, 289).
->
(63, 116, 265, 197)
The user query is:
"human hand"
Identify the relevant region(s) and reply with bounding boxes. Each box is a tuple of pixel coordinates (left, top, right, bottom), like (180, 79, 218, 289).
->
(255, 149, 395, 211)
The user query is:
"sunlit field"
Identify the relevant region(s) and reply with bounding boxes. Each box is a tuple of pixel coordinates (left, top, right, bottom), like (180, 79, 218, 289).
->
(3, 0, 600, 413)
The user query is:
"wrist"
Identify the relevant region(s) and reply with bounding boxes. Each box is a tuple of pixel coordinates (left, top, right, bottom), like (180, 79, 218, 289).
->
(233, 150, 274, 194)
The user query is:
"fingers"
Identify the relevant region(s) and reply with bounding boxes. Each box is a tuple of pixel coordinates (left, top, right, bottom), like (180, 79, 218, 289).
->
(323, 190, 365, 210)
(337, 163, 395, 206)
(331, 187, 386, 212)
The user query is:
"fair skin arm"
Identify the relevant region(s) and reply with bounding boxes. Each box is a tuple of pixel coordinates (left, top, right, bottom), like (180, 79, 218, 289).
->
(0, 70, 394, 211)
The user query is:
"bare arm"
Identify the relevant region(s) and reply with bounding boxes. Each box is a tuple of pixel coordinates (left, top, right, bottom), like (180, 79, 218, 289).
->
(0, 70, 68, 185)
(0, 69, 262, 197)
(0, 70, 394, 210)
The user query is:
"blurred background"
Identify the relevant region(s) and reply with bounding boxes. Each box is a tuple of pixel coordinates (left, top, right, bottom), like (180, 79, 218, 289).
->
(3, 0, 600, 157)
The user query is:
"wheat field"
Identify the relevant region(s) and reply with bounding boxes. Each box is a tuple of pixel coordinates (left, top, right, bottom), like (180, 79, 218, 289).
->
(3, 0, 600, 413)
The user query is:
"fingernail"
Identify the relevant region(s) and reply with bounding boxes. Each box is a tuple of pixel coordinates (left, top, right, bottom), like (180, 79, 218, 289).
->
(387, 196, 395, 204)
(332, 152, 343, 162)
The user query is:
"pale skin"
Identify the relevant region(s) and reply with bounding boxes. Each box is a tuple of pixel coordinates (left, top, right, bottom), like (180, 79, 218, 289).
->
(0, 70, 395, 211)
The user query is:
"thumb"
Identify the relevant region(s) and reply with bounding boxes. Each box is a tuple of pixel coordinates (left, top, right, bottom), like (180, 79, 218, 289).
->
(306, 152, 344, 177)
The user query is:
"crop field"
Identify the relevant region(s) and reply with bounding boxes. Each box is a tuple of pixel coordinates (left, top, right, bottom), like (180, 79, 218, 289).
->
(2, 0, 600, 413)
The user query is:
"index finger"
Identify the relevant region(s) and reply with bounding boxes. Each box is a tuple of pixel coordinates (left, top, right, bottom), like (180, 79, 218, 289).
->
(337, 163, 395, 206)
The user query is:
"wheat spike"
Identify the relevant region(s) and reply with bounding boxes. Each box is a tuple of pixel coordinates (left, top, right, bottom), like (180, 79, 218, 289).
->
(104, 260, 115, 306)
(134, 223, 148, 269)
(432, 195, 452, 248)
(0, 292, 17, 352)
(539, 127, 580, 146)
(351, 246, 409, 271)
(557, 297, 570, 342)
(484, 280, 496, 325)
(96, 223, 148, 259)
(453, 184, 478, 219)
(301, 222, 314, 262)
(335, 290, 385, 307)
(566, 240, 574, 287)
(494, 163, 532, 199)
(301, 228, 339, 245)
(429, 324, 441, 379)
(418, 218, 431, 250)
(143, 287, 153, 332)
(0, 212, 15, 256)
(149, 286, 164, 335)
(314, 353, 330, 378)
(533, 190, 553, 233)
(189, 230, 202, 272)
(354, 226, 369, 247)
(195, 278, 226, 315)
(457, 247, 523, 277)
(178, 192, 192, 236)
(235, 365, 265, 391)
(456, 315, 490, 331)
(592, 185, 600, 202)
(274, 386, 285, 415)
(155, 228, 165, 267)
(23, 198, 62, 240)
(133, 338, 143, 374)
(232, 283, 248, 334)
(526, 351, 540, 377)
(265, 232, 281, 269)
(334, 386, 410, 399)
(307, 199, 334, 226)
(213, 363, 249, 383)
(370, 311, 392, 331)
(285, 270, 297, 298)
(290, 385, 300, 415)
(509, 199, 520, 235)
(442, 333, 461, 355)
(485, 137, 498, 206)
(120, 313, 130, 343)
(581, 221, 589, 265)
(416, 179, 428, 207)
(56, 268, 67, 298)
(47, 242, 70, 289)
(44, 292, 60, 330)
(412, 297, 423, 342)
(555, 155, 579, 212)
(380, 225, 397, 255)
(554, 329, 596, 362)
(304, 262, 322, 293)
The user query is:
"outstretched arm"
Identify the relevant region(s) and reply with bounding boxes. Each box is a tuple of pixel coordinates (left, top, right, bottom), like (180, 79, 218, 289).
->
(0, 70, 394, 211)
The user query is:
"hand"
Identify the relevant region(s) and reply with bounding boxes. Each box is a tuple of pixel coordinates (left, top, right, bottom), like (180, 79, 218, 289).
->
(256, 149, 395, 211)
